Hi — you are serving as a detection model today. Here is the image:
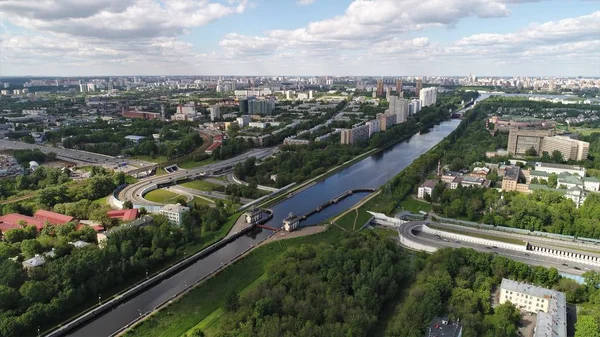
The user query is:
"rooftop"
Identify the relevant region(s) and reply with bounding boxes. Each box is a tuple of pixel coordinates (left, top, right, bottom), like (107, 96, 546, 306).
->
(107, 209, 138, 221)
(161, 203, 190, 213)
(504, 165, 520, 181)
(535, 162, 584, 171)
(33, 209, 74, 225)
(420, 179, 438, 189)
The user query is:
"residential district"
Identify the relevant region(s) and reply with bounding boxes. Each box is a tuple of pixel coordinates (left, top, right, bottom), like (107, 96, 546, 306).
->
(0, 75, 599, 337)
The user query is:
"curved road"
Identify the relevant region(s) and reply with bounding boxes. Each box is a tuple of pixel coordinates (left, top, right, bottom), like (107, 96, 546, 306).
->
(398, 221, 595, 276)
(120, 148, 278, 206)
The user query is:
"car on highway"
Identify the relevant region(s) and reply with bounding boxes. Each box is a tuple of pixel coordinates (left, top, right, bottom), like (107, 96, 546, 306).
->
(573, 267, 581, 270)
(562, 263, 568, 266)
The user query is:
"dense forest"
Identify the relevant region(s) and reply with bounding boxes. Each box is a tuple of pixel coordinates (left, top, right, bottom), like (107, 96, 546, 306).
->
(214, 232, 411, 337)
(207, 232, 600, 337)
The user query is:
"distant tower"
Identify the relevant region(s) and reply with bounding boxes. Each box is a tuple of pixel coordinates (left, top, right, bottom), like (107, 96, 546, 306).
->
(160, 105, 165, 120)
(396, 78, 403, 95)
(376, 79, 384, 97)
(415, 78, 423, 97)
(437, 160, 441, 176)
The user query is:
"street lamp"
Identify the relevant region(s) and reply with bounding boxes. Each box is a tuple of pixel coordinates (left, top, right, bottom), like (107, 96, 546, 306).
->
(138, 309, 142, 316)
(98, 294, 102, 306)
(37, 326, 40, 337)
(146, 270, 149, 279)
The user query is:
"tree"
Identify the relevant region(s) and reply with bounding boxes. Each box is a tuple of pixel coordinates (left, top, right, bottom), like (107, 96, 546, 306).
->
(525, 147, 537, 156)
(139, 207, 147, 215)
(224, 290, 239, 312)
(20, 239, 43, 258)
(541, 151, 551, 162)
(551, 150, 564, 163)
(189, 328, 205, 337)
(574, 315, 600, 337)
(123, 200, 134, 209)
(547, 173, 558, 188)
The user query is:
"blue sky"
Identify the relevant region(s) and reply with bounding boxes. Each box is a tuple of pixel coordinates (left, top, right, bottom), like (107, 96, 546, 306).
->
(0, 0, 599, 76)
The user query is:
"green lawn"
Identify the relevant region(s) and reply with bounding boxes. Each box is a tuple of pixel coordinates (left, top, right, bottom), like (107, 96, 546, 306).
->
(181, 180, 220, 192)
(190, 197, 215, 207)
(570, 127, 600, 136)
(178, 158, 216, 169)
(427, 223, 525, 246)
(130, 155, 168, 163)
(92, 196, 108, 206)
(373, 227, 397, 238)
(144, 189, 182, 203)
(397, 197, 432, 214)
(123, 226, 343, 337)
(335, 207, 374, 231)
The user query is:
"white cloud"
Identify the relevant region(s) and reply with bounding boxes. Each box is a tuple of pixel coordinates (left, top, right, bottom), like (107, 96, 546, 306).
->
(297, 0, 316, 5)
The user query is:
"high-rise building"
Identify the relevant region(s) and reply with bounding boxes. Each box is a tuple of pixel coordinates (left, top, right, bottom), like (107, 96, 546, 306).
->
(209, 105, 221, 121)
(247, 97, 275, 115)
(385, 87, 391, 99)
(409, 99, 422, 115)
(236, 115, 251, 128)
(79, 84, 87, 93)
(395, 78, 403, 95)
(415, 78, 423, 96)
(419, 87, 437, 107)
(87, 83, 96, 92)
(389, 96, 409, 124)
(376, 79, 384, 97)
(379, 113, 397, 131)
(340, 124, 370, 145)
(366, 119, 381, 137)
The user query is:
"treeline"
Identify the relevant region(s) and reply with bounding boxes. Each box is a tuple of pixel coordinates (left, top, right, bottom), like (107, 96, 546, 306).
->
(386, 248, 600, 337)
(54, 120, 202, 159)
(0, 216, 188, 337)
(11, 149, 55, 166)
(234, 142, 365, 187)
(0, 166, 71, 201)
(214, 231, 411, 337)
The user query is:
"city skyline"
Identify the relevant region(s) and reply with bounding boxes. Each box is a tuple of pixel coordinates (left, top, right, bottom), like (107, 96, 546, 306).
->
(1, 0, 599, 77)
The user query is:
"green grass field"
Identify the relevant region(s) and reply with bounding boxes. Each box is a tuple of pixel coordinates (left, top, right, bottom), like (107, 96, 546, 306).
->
(92, 196, 108, 206)
(181, 180, 220, 192)
(570, 127, 600, 136)
(124, 226, 344, 337)
(144, 189, 182, 203)
(427, 223, 525, 246)
(178, 158, 216, 169)
(190, 196, 215, 207)
(130, 155, 168, 163)
(397, 197, 432, 213)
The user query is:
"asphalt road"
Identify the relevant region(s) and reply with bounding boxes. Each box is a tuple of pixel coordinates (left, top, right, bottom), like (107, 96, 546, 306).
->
(120, 147, 278, 206)
(0, 140, 153, 168)
(398, 221, 596, 276)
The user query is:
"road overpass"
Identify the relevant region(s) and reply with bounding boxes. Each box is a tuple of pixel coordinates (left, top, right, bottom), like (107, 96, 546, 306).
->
(115, 147, 279, 210)
(0, 140, 153, 169)
(389, 219, 599, 276)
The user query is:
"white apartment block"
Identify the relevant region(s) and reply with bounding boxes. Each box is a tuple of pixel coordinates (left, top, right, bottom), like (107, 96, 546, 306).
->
(419, 87, 437, 107)
(418, 180, 437, 199)
(541, 136, 589, 161)
(236, 115, 251, 128)
(159, 203, 190, 226)
(500, 279, 566, 337)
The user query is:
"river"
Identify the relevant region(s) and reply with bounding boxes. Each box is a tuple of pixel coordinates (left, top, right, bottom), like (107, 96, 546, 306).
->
(67, 118, 463, 337)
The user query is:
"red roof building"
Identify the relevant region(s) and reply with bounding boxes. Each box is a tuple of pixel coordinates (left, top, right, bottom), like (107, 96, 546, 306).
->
(107, 209, 138, 221)
(33, 210, 74, 225)
(0, 214, 45, 233)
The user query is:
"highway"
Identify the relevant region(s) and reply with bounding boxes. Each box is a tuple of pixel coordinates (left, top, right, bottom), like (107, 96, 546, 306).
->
(0, 139, 153, 168)
(120, 147, 278, 206)
(397, 220, 597, 276)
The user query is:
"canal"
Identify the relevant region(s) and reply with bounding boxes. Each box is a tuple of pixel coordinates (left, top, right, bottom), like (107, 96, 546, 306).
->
(68, 118, 462, 337)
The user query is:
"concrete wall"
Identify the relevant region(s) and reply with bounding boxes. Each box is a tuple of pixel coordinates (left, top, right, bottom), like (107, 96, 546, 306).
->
(231, 174, 278, 192)
(422, 224, 526, 251)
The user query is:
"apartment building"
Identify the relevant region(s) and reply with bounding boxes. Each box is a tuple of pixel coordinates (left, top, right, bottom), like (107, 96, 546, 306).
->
(534, 162, 586, 176)
(340, 124, 370, 145)
(500, 278, 566, 337)
(159, 203, 190, 226)
(418, 180, 437, 199)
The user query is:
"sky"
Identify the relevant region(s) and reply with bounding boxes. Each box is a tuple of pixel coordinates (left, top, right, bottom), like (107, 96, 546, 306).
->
(0, 0, 599, 77)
